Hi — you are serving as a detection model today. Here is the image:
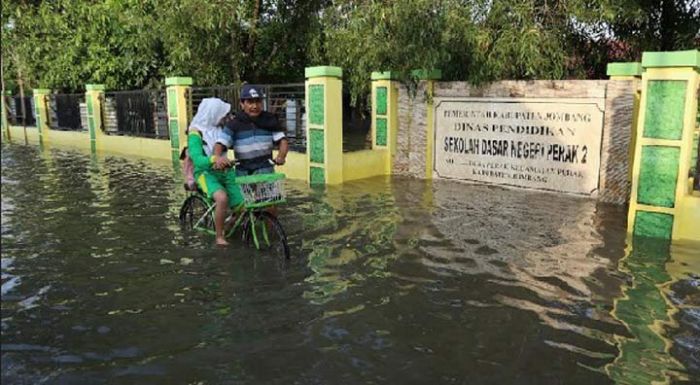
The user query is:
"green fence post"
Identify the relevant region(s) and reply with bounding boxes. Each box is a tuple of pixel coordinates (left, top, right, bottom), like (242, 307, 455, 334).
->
(371, 71, 399, 174)
(33, 88, 51, 145)
(85, 84, 105, 153)
(627, 50, 700, 241)
(165, 77, 193, 161)
(305, 66, 343, 185)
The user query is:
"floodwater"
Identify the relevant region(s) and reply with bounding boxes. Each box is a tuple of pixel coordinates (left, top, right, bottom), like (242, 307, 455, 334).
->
(1, 142, 698, 385)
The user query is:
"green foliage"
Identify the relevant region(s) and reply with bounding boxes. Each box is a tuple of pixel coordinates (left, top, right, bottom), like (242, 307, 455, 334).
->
(2, 0, 324, 92)
(1, 0, 697, 100)
(609, 0, 700, 54)
(311, 0, 578, 103)
(2, 0, 163, 91)
(311, 0, 698, 104)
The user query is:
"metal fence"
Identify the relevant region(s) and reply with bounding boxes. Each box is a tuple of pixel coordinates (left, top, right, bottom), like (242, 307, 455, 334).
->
(103, 90, 168, 138)
(191, 86, 239, 115)
(6, 96, 36, 126)
(264, 84, 306, 151)
(48, 93, 85, 130)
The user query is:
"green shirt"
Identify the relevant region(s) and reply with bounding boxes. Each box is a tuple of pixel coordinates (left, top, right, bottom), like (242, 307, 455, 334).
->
(187, 131, 217, 174)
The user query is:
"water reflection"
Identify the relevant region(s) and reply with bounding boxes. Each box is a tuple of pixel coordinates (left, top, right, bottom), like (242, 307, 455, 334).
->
(1, 143, 698, 384)
(606, 238, 699, 384)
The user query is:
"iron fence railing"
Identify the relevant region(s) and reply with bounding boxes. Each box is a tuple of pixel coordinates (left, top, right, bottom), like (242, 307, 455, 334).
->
(191, 86, 239, 115)
(48, 93, 85, 131)
(7, 96, 36, 127)
(262, 84, 306, 151)
(103, 90, 168, 139)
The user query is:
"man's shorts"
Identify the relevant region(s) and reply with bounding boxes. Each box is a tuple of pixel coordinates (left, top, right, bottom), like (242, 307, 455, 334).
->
(195, 170, 244, 207)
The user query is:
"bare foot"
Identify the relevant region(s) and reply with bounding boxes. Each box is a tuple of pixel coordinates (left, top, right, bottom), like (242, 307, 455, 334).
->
(215, 237, 230, 247)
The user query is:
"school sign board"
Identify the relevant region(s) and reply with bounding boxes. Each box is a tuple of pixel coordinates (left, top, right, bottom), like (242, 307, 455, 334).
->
(434, 98, 605, 195)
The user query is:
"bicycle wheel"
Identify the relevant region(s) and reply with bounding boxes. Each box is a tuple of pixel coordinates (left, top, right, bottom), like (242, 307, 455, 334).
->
(244, 211, 290, 259)
(179, 194, 214, 232)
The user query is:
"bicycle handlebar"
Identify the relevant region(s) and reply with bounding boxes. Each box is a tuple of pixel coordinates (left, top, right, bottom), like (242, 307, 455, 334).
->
(217, 158, 280, 169)
(233, 158, 281, 166)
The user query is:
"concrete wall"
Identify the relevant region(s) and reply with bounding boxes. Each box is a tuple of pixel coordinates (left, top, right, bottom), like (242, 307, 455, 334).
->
(600, 79, 640, 204)
(395, 79, 639, 204)
(5, 125, 310, 181)
(395, 81, 430, 178)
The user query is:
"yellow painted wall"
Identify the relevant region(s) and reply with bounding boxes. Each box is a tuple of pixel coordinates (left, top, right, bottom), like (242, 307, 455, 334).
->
(342, 150, 388, 181)
(7, 125, 310, 181)
(101, 135, 172, 160)
(42, 130, 92, 151)
(275, 150, 308, 181)
(676, 193, 700, 241)
(9, 125, 39, 144)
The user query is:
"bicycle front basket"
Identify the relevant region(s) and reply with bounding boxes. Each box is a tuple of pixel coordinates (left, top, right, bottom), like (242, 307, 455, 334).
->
(236, 172, 286, 208)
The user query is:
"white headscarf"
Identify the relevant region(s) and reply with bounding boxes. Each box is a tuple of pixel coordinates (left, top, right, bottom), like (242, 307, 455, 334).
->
(189, 98, 231, 156)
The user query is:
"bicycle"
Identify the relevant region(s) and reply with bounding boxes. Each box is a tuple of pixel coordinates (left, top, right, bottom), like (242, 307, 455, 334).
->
(178, 169, 290, 259)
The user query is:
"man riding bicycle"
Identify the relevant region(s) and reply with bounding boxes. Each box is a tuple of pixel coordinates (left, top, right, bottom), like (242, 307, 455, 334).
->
(213, 84, 289, 175)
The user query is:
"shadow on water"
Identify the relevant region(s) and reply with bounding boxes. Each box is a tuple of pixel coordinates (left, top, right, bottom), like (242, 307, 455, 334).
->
(1, 143, 698, 384)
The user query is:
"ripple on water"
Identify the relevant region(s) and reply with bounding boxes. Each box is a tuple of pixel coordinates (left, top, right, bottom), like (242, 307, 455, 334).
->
(1, 144, 698, 384)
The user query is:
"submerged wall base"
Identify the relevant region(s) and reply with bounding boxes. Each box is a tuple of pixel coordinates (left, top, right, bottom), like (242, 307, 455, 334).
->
(5, 126, 390, 184)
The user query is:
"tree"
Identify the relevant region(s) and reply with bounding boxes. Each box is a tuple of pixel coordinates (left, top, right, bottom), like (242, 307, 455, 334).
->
(311, 0, 699, 104)
(609, 0, 699, 55)
(158, 0, 327, 86)
(2, 0, 697, 96)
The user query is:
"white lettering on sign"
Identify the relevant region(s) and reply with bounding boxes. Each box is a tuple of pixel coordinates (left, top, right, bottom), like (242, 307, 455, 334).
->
(434, 98, 605, 195)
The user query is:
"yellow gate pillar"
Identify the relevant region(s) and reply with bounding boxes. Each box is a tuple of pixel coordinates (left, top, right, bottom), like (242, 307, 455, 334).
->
(85, 84, 105, 153)
(371, 71, 399, 174)
(305, 66, 343, 185)
(33, 88, 51, 145)
(412, 69, 442, 179)
(628, 50, 700, 241)
(165, 77, 193, 160)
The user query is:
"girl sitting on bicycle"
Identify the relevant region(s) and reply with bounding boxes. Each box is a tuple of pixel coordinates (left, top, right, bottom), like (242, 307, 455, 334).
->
(186, 98, 243, 246)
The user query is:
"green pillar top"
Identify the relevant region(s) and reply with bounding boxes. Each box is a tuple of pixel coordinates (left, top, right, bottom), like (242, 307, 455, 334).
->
(411, 69, 442, 80)
(606, 62, 642, 77)
(371, 71, 399, 81)
(642, 50, 700, 70)
(85, 84, 105, 91)
(165, 77, 193, 86)
(305, 66, 343, 79)
(33, 89, 51, 95)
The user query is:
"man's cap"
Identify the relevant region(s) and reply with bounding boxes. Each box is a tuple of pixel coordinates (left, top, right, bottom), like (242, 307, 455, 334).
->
(240, 84, 264, 100)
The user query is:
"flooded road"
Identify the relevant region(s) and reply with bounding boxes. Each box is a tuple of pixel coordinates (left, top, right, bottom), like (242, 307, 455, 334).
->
(1, 143, 698, 384)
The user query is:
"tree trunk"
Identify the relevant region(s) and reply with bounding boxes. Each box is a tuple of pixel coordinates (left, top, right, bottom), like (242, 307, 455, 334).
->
(659, 0, 676, 51)
(248, 0, 262, 78)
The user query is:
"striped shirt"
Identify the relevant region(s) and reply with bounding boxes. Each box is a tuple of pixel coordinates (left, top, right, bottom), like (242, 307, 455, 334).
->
(216, 112, 285, 164)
